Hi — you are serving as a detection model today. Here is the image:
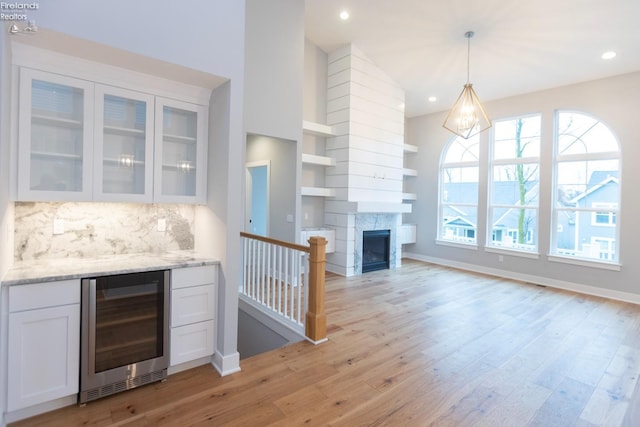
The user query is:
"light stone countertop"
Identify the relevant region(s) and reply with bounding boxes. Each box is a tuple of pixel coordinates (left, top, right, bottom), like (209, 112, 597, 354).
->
(1, 251, 219, 286)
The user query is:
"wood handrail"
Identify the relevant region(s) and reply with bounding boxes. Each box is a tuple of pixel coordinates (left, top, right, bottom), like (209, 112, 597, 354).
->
(240, 231, 310, 253)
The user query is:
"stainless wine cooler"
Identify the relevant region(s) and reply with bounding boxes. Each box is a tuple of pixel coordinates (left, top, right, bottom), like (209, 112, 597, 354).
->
(80, 270, 170, 403)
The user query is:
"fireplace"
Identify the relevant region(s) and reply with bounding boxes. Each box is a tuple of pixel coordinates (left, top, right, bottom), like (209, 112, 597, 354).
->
(362, 229, 390, 273)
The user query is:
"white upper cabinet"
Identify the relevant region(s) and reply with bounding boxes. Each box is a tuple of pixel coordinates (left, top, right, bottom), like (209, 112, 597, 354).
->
(18, 68, 94, 201)
(93, 85, 155, 202)
(17, 68, 209, 204)
(154, 98, 208, 204)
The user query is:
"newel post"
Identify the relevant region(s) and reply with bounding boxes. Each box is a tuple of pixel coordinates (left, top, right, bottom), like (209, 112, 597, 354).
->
(306, 236, 327, 343)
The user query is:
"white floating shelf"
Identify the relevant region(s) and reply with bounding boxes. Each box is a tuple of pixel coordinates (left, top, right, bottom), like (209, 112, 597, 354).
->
(403, 144, 418, 153)
(302, 153, 336, 167)
(301, 186, 336, 197)
(402, 168, 417, 177)
(302, 120, 336, 137)
(402, 192, 417, 201)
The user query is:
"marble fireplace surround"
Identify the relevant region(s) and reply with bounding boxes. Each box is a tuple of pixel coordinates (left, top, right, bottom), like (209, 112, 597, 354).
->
(353, 213, 401, 276)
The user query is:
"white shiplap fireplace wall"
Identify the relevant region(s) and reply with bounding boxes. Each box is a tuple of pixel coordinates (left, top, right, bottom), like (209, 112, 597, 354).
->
(324, 44, 410, 276)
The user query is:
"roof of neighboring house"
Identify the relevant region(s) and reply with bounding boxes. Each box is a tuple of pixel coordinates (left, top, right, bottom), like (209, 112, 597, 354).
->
(570, 172, 619, 204)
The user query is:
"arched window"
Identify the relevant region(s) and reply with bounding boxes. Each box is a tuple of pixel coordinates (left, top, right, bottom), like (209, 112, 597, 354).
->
(552, 111, 620, 263)
(438, 134, 479, 244)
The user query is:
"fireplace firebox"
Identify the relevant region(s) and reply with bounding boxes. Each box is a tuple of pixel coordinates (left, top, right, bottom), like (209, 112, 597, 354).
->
(362, 229, 390, 273)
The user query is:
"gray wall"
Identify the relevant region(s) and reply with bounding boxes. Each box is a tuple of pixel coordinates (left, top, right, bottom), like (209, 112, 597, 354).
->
(246, 134, 297, 242)
(244, 0, 305, 242)
(303, 39, 328, 123)
(405, 71, 640, 300)
(244, 0, 304, 141)
(301, 40, 328, 229)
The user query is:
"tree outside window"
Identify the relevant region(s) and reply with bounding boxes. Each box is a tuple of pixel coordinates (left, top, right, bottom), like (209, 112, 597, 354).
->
(488, 115, 541, 252)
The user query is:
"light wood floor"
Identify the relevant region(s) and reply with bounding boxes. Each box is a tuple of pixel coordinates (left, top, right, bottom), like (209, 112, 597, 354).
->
(12, 259, 640, 426)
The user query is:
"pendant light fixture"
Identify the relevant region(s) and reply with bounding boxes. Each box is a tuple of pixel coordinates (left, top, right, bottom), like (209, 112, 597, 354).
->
(442, 31, 491, 139)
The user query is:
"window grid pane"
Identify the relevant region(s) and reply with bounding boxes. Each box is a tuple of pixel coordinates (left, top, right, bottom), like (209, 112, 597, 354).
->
(552, 112, 620, 263)
(488, 116, 541, 252)
(440, 134, 479, 244)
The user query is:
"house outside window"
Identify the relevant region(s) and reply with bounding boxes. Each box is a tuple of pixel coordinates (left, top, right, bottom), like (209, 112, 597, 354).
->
(591, 202, 616, 226)
(487, 115, 541, 252)
(439, 134, 479, 245)
(552, 111, 620, 263)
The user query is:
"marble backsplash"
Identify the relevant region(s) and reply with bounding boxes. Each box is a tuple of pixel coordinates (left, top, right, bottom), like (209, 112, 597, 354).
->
(14, 202, 195, 261)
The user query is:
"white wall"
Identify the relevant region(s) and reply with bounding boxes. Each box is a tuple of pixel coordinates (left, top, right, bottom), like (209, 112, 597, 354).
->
(0, 25, 13, 280)
(326, 45, 405, 204)
(0, 22, 11, 426)
(34, 0, 245, 82)
(405, 72, 640, 300)
(22, 0, 248, 375)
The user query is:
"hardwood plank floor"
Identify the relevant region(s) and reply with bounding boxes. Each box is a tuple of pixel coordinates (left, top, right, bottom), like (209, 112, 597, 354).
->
(11, 259, 640, 426)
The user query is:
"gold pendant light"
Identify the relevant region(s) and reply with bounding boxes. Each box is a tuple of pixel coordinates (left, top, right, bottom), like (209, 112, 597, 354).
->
(443, 31, 491, 139)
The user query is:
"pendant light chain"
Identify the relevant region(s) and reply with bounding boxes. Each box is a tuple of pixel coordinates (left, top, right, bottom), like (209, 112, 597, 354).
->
(465, 31, 474, 84)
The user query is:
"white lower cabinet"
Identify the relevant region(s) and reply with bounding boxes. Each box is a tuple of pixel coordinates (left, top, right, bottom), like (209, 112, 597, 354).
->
(170, 265, 217, 366)
(7, 280, 80, 412)
(170, 320, 215, 366)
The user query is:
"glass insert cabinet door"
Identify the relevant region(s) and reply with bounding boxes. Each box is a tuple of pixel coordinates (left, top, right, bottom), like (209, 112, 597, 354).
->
(93, 85, 154, 202)
(154, 97, 207, 203)
(18, 68, 94, 201)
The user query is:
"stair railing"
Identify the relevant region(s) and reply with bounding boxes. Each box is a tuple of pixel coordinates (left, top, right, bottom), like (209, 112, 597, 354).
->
(240, 232, 327, 344)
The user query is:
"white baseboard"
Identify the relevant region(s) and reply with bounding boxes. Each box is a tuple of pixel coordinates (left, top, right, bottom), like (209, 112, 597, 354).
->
(168, 356, 212, 376)
(4, 395, 76, 424)
(305, 336, 329, 345)
(212, 350, 241, 377)
(403, 252, 640, 305)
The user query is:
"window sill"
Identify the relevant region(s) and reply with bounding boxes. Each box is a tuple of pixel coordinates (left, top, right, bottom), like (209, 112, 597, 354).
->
(435, 239, 478, 250)
(485, 246, 540, 260)
(548, 255, 621, 271)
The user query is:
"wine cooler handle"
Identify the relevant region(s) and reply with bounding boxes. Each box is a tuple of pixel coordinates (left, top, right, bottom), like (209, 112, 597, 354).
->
(88, 279, 97, 374)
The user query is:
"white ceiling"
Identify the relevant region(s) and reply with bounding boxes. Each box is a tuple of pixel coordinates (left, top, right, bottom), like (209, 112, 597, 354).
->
(304, 0, 640, 117)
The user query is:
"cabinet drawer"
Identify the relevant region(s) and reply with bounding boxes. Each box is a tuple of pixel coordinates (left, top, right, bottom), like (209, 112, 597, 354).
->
(171, 265, 217, 289)
(9, 280, 80, 312)
(171, 284, 215, 327)
(170, 320, 215, 366)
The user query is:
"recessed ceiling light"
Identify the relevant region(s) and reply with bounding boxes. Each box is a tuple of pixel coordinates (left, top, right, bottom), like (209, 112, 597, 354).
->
(339, 10, 349, 20)
(428, 96, 437, 103)
(601, 51, 616, 60)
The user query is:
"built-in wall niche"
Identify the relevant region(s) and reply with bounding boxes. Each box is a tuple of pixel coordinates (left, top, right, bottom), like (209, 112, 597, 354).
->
(245, 134, 297, 242)
(301, 120, 336, 199)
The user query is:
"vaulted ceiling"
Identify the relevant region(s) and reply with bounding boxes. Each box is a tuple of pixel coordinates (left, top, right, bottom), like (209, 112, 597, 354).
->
(304, 0, 640, 117)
